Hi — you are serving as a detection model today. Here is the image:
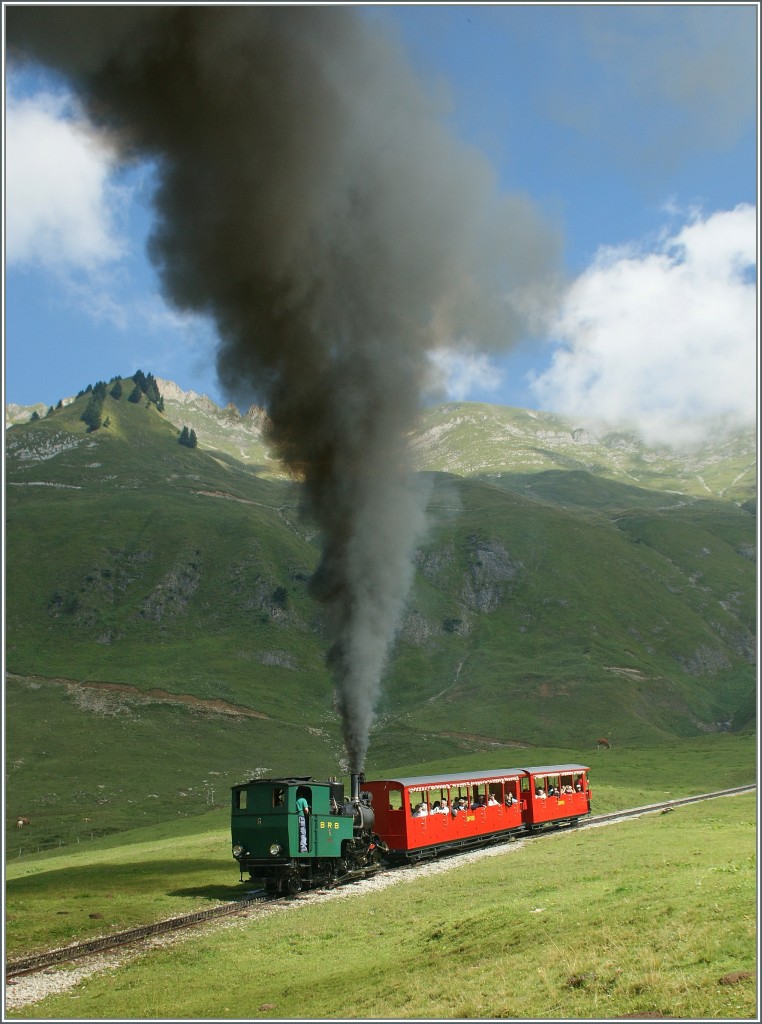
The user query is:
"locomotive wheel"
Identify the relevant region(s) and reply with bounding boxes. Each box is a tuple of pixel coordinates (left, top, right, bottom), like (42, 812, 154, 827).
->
(286, 872, 302, 895)
(334, 857, 350, 880)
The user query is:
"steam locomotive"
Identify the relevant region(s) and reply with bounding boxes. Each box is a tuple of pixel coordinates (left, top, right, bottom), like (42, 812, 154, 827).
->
(231, 763, 591, 893)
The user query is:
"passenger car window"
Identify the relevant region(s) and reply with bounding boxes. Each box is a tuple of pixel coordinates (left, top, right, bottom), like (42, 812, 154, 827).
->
(470, 784, 486, 807)
(410, 790, 427, 816)
(388, 790, 403, 811)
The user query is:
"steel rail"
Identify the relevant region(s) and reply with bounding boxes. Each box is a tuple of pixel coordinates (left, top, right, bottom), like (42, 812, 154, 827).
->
(5, 893, 277, 979)
(6, 783, 755, 980)
(580, 783, 756, 829)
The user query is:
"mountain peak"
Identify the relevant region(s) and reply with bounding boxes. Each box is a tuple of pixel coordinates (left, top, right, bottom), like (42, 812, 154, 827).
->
(154, 377, 218, 413)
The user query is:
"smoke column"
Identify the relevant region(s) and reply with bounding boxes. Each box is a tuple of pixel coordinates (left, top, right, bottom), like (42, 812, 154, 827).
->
(7, 7, 560, 771)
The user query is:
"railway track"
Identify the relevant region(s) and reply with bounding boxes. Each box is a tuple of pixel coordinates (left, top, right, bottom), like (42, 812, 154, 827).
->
(5, 893, 280, 980)
(579, 783, 755, 829)
(6, 783, 754, 981)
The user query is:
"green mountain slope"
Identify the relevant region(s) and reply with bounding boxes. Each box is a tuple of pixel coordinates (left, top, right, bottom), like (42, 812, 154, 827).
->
(409, 402, 756, 505)
(5, 378, 755, 849)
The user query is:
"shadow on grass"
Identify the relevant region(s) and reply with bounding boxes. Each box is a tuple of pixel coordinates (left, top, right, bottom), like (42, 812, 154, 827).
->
(6, 858, 232, 894)
(168, 883, 252, 901)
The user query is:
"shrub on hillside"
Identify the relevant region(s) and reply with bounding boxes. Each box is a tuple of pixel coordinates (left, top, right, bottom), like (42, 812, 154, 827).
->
(132, 369, 164, 410)
(179, 426, 198, 448)
(81, 394, 104, 432)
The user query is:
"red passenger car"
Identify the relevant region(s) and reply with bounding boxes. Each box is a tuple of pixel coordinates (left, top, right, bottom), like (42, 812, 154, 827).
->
(365, 764, 591, 861)
(365, 768, 527, 861)
(521, 764, 591, 830)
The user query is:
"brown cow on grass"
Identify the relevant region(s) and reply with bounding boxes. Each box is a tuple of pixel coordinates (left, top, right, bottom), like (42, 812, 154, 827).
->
(596, 737, 611, 749)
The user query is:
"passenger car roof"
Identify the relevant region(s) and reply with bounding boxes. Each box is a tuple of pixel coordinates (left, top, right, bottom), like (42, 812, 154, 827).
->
(521, 765, 590, 774)
(371, 770, 526, 788)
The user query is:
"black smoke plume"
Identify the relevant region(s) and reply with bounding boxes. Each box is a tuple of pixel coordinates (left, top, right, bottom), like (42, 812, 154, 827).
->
(7, 7, 560, 771)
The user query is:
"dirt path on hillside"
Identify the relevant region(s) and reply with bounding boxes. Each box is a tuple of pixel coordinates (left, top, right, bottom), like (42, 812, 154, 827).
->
(6, 672, 269, 719)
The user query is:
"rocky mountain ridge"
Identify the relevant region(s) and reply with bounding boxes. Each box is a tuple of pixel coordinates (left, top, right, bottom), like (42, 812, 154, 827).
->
(7, 378, 755, 504)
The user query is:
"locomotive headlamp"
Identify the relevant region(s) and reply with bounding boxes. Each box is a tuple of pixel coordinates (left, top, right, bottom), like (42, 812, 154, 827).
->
(232, 844, 245, 859)
(269, 843, 281, 856)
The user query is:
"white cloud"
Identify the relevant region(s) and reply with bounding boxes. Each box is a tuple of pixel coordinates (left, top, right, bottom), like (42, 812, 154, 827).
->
(530, 205, 757, 446)
(426, 346, 503, 402)
(6, 87, 126, 270)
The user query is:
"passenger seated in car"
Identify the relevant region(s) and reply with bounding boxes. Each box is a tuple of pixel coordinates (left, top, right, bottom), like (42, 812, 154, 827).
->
(548, 784, 559, 797)
(412, 802, 428, 817)
(535, 785, 547, 799)
(471, 795, 486, 809)
(487, 794, 499, 806)
(430, 800, 445, 814)
(505, 792, 518, 806)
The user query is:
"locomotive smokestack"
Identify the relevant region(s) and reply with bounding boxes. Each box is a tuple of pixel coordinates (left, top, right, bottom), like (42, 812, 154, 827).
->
(7, 7, 560, 775)
(350, 773, 361, 804)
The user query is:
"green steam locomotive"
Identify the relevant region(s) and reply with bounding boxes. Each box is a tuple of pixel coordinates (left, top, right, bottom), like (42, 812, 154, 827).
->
(231, 774, 383, 894)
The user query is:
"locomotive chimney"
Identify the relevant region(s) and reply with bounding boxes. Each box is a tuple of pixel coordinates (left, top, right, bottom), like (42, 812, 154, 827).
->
(350, 773, 361, 803)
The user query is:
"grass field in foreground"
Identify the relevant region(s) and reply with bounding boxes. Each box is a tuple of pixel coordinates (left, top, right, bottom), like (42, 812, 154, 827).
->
(6, 733, 755, 959)
(7, 794, 756, 1020)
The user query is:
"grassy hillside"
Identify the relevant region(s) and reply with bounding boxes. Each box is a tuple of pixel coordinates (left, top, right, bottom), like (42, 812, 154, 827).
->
(5, 377, 756, 848)
(380, 474, 754, 743)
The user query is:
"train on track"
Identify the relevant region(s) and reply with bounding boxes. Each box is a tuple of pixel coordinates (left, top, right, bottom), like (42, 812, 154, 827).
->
(231, 764, 591, 894)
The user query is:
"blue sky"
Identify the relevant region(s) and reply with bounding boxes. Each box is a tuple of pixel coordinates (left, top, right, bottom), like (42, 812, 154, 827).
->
(4, 3, 758, 445)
